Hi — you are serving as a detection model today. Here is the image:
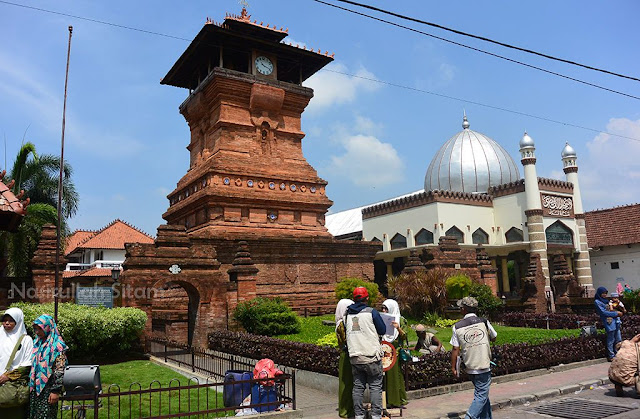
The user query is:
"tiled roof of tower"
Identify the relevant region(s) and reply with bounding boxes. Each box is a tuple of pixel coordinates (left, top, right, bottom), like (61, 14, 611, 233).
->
(63, 267, 112, 279)
(0, 170, 29, 232)
(65, 219, 154, 255)
(584, 203, 640, 248)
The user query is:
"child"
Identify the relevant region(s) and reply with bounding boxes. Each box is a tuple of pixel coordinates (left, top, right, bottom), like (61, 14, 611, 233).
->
(610, 293, 627, 347)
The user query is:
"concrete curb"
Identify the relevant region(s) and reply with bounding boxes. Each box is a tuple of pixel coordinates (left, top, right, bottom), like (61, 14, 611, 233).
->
(438, 375, 610, 418)
(410, 358, 607, 400)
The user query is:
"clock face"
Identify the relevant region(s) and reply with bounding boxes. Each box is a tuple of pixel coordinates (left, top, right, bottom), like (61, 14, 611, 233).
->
(255, 56, 274, 75)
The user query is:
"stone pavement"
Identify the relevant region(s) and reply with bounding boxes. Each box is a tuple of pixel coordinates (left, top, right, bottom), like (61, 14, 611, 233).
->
(300, 360, 611, 419)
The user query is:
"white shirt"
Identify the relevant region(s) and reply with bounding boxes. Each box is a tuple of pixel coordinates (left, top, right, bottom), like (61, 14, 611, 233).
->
(450, 313, 497, 374)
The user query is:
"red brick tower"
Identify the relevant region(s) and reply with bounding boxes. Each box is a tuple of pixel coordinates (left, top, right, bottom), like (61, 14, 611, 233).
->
(161, 9, 334, 239)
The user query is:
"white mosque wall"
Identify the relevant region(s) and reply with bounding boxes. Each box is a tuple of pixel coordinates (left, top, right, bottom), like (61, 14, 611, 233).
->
(363, 204, 439, 245)
(590, 244, 640, 290)
(492, 192, 528, 242)
(542, 217, 578, 251)
(433, 202, 494, 245)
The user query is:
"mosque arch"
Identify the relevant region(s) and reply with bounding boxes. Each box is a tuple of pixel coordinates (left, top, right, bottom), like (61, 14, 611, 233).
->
(505, 227, 524, 243)
(370, 236, 382, 243)
(390, 233, 407, 249)
(545, 221, 574, 246)
(472, 228, 489, 245)
(415, 228, 434, 245)
(445, 226, 464, 244)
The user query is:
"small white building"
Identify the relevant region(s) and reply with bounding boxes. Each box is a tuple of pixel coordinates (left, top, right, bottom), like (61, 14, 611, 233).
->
(585, 204, 640, 290)
(327, 115, 593, 297)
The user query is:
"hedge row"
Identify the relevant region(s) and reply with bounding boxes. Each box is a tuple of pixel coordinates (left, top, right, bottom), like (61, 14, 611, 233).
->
(11, 302, 147, 362)
(209, 330, 340, 376)
(211, 324, 640, 390)
(502, 312, 640, 331)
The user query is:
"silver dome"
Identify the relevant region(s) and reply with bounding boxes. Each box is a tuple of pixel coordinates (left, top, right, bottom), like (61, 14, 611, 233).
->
(561, 142, 577, 158)
(424, 116, 521, 193)
(519, 132, 535, 149)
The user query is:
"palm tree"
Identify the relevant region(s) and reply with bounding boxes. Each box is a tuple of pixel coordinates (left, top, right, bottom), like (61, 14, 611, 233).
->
(1, 142, 79, 277)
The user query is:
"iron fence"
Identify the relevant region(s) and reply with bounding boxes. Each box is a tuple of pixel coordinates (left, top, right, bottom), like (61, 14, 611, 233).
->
(58, 373, 295, 418)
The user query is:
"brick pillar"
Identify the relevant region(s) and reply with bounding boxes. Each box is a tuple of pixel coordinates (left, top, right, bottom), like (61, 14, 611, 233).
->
(401, 249, 426, 274)
(227, 241, 259, 329)
(31, 224, 65, 303)
(551, 253, 574, 313)
(522, 253, 548, 313)
(525, 209, 550, 284)
(476, 246, 498, 295)
(574, 215, 594, 293)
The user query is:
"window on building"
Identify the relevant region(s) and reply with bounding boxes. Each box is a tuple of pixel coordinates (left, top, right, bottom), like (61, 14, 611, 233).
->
(390, 233, 407, 249)
(505, 227, 524, 243)
(415, 229, 434, 245)
(472, 228, 489, 245)
(370, 237, 382, 243)
(445, 226, 464, 244)
(545, 221, 573, 245)
(611, 262, 620, 270)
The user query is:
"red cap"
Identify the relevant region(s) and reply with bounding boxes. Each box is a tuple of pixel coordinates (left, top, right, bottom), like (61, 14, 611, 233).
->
(353, 286, 369, 301)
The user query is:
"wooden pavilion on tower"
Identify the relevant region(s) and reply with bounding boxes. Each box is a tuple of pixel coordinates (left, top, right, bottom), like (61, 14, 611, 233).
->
(121, 8, 379, 346)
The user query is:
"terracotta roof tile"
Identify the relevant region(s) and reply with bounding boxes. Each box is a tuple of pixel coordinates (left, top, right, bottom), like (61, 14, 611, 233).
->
(0, 170, 29, 232)
(65, 231, 95, 256)
(65, 219, 154, 255)
(585, 203, 640, 248)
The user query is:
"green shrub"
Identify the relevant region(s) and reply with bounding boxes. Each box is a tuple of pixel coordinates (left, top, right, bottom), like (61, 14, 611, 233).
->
(469, 282, 503, 318)
(335, 277, 380, 306)
(422, 311, 441, 326)
(11, 302, 147, 362)
(316, 333, 338, 348)
(435, 318, 457, 328)
(445, 274, 472, 299)
(388, 269, 448, 318)
(234, 297, 300, 336)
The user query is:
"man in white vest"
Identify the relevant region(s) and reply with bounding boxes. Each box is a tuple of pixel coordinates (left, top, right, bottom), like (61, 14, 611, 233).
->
(450, 297, 497, 419)
(345, 287, 386, 419)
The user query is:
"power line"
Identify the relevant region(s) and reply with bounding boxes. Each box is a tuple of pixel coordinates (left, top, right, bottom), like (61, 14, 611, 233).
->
(312, 0, 640, 101)
(322, 69, 640, 143)
(1, 0, 638, 143)
(330, 0, 640, 83)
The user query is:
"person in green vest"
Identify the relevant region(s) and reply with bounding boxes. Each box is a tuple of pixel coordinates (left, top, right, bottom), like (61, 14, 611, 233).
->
(381, 299, 407, 408)
(0, 308, 34, 419)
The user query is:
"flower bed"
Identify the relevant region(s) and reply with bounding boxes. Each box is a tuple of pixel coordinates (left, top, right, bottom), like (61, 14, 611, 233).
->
(502, 312, 640, 332)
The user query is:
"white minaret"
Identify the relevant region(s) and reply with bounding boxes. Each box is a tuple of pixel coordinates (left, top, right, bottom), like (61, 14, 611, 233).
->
(561, 142, 593, 293)
(519, 132, 551, 284)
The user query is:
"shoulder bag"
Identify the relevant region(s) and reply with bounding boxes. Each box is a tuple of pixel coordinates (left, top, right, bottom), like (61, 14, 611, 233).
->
(0, 334, 30, 408)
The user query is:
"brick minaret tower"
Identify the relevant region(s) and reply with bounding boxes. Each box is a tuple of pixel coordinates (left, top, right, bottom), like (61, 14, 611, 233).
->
(161, 8, 335, 239)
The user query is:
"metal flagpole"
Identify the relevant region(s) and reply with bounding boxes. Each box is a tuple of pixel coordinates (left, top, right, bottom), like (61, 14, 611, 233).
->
(55, 25, 73, 322)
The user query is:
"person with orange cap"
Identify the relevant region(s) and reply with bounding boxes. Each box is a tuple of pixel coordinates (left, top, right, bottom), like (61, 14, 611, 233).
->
(345, 287, 386, 419)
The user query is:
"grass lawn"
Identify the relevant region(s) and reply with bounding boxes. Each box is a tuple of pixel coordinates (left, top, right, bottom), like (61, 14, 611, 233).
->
(276, 315, 580, 351)
(60, 360, 230, 418)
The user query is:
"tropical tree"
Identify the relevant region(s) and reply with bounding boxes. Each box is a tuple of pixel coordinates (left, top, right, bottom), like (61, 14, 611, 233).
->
(0, 142, 79, 277)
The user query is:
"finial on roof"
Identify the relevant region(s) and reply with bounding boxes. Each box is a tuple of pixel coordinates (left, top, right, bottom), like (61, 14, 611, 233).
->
(462, 112, 470, 129)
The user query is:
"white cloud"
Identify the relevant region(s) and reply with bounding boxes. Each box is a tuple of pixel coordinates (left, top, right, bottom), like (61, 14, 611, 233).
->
(579, 118, 640, 209)
(438, 62, 456, 84)
(327, 132, 404, 187)
(0, 51, 144, 159)
(304, 63, 380, 111)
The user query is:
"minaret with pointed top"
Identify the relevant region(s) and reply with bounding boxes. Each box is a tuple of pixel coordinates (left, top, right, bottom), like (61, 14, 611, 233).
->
(562, 142, 593, 292)
(519, 132, 551, 284)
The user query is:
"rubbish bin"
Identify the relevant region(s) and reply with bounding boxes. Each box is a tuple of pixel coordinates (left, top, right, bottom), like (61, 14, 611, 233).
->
(223, 370, 252, 407)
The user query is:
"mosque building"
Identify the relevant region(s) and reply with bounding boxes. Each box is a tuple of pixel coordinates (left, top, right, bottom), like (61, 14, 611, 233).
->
(327, 114, 594, 299)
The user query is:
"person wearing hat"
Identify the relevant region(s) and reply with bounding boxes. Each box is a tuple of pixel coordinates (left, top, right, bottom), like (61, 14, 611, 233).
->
(345, 287, 386, 419)
(414, 324, 444, 355)
(450, 296, 497, 419)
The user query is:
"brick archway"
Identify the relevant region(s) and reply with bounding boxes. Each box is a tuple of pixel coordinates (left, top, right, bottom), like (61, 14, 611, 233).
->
(151, 277, 204, 347)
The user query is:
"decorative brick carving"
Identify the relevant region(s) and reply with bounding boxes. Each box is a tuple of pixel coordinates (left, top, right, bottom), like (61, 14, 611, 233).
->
(551, 253, 578, 313)
(522, 253, 547, 313)
(401, 249, 426, 273)
(31, 224, 66, 303)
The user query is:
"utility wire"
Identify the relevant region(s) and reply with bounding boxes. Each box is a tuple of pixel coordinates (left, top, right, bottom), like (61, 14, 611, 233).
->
(329, 0, 640, 83)
(312, 0, 640, 101)
(1, 0, 638, 142)
(323, 69, 640, 143)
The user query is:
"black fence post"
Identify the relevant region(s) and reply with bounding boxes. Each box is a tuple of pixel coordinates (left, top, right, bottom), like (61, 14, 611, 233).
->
(94, 391, 99, 419)
(191, 346, 196, 373)
(292, 369, 297, 410)
(164, 341, 168, 363)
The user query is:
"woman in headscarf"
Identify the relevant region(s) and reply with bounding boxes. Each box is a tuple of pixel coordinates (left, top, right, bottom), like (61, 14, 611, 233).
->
(380, 299, 407, 408)
(594, 287, 622, 361)
(29, 314, 68, 419)
(335, 298, 355, 418)
(0, 308, 34, 418)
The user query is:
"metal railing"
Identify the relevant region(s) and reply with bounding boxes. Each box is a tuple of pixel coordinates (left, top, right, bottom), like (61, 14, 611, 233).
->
(58, 372, 295, 418)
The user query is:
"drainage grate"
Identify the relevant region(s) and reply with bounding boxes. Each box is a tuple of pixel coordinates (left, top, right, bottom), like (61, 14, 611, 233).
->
(534, 398, 636, 419)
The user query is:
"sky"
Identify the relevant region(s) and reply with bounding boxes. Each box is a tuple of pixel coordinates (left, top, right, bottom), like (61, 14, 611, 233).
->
(1, 0, 639, 236)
